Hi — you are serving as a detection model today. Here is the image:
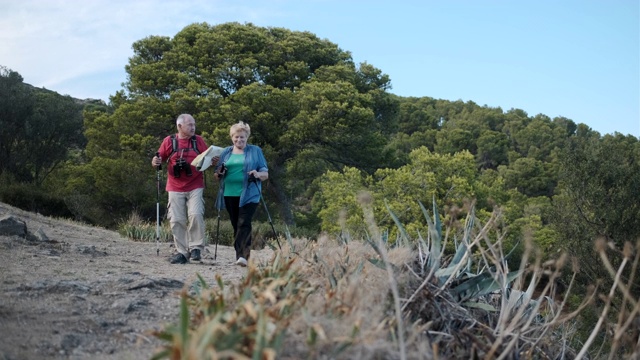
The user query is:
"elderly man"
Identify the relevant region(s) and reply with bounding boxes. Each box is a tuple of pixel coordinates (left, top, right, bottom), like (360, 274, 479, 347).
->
(151, 114, 215, 264)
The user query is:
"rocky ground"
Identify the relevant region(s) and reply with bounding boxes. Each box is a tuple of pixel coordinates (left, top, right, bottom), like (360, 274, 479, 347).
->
(0, 202, 274, 360)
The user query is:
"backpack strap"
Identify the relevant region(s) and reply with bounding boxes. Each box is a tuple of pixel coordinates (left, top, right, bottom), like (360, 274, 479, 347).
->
(168, 134, 200, 161)
(191, 135, 201, 155)
(168, 134, 178, 162)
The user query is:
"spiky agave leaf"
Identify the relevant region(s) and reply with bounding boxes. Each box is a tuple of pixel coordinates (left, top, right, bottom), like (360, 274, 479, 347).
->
(385, 199, 410, 247)
(367, 258, 400, 272)
(416, 230, 429, 275)
(432, 195, 442, 236)
(285, 224, 295, 252)
(364, 228, 384, 259)
(434, 206, 476, 285)
(434, 235, 469, 284)
(450, 269, 522, 302)
(418, 199, 441, 271)
(499, 270, 542, 324)
(463, 301, 497, 311)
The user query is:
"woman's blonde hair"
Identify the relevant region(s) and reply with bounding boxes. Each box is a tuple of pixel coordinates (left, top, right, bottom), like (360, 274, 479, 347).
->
(230, 121, 251, 138)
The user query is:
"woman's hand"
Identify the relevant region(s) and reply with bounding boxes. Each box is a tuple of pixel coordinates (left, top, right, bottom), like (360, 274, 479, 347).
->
(214, 162, 226, 180)
(248, 170, 268, 181)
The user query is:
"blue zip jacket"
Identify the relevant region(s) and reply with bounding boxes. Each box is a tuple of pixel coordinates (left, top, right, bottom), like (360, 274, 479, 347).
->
(214, 144, 268, 210)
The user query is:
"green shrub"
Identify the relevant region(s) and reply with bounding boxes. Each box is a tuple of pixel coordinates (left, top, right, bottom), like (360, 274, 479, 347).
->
(204, 217, 235, 247)
(117, 212, 172, 242)
(0, 180, 73, 218)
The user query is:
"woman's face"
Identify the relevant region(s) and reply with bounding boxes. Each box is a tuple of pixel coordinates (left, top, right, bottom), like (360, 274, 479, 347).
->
(232, 130, 248, 150)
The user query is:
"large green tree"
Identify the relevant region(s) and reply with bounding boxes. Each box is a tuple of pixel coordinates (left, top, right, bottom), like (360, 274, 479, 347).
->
(80, 22, 395, 226)
(0, 66, 85, 185)
(553, 132, 640, 292)
(0, 66, 34, 181)
(314, 147, 482, 238)
(555, 133, 640, 246)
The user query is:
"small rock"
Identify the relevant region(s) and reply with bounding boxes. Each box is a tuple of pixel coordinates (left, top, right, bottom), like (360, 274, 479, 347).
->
(76, 245, 107, 257)
(125, 299, 150, 313)
(32, 227, 50, 242)
(0, 215, 27, 237)
(60, 333, 82, 351)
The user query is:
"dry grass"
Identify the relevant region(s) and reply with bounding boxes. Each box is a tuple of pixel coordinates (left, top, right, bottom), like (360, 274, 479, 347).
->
(150, 199, 640, 359)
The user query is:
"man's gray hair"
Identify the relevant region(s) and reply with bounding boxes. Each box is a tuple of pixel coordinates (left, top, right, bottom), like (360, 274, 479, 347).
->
(176, 114, 195, 125)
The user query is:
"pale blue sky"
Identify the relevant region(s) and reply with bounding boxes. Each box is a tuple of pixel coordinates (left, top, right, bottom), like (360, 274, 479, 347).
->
(1, 0, 638, 137)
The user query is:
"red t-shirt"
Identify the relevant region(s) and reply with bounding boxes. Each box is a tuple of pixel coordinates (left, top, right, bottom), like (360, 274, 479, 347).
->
(157, 135, 208, 192)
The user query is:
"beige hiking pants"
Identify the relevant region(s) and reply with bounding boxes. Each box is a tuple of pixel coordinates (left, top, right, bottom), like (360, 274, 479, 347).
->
(167, 188, 205, 256)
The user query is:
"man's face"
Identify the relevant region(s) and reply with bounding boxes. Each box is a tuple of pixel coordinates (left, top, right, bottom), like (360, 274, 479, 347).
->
(178, 118, 196, 138)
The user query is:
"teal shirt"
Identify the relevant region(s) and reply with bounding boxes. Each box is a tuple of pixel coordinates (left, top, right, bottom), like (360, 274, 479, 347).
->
(223, 154, 245, 196)
(214, 145, 269, 209)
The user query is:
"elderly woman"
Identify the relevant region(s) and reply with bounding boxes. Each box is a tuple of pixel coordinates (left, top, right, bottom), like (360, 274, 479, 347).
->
(214, 121, 268, 267)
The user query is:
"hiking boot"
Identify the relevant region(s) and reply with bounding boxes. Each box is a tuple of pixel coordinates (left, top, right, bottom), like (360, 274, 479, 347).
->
(190, 249, 201, 261)
(235, 257, 247, 267)
(170, 253, 188, 264)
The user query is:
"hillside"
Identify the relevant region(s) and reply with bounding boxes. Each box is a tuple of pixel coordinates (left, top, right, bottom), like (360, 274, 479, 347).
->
(0, 201, 274, 359)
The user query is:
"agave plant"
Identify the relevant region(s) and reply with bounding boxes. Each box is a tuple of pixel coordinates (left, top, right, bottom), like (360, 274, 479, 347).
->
(361, 195, 584, 358)
(375, 197, 522, 308)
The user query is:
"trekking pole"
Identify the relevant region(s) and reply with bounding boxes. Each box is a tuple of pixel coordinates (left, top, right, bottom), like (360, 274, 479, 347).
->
(260, 191, 281, 250)
(214, 206, 221, 260)
(155, 152, 161, 256)
(250, 175, 281, 250)
(214, 163, 226, 261)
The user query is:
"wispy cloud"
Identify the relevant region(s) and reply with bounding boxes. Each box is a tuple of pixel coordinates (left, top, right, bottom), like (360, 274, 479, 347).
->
(0, 0, 279, 97)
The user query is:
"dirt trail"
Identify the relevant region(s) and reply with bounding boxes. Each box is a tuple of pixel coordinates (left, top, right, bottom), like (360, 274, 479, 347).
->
(0, 202, 274, 360)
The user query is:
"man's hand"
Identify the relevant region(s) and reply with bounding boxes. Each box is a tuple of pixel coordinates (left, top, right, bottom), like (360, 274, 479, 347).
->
(152, 155, 162, 168)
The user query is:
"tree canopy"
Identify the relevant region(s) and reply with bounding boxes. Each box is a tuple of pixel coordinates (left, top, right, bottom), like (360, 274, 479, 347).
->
(0, 66, 85, 185)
